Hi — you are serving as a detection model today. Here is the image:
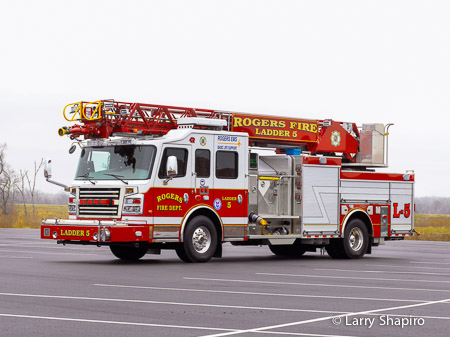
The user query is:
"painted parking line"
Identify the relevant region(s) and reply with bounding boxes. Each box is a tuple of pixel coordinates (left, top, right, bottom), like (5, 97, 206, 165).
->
(199, 297, 450, 337)
(0, 313, 362, 337)
(0, 313, 238, 333)
(0, 249, 98, 256)
(184, 277, 450, 294)
(368, 264, 450, 271)
(410, 261, 450, 265)
(94, 283, 429, 303)
(0, 243, 101, 251)
(0, 292, 347, 315)
(314, 268, 450, 277)
(257, 272, 450, 284)
(0, 255, 34, 259)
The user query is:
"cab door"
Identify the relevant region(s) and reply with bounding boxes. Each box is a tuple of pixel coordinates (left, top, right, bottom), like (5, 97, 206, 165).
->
(212, 134, 248, 239)
(191, 134, 214, 206)
(153, 144, 192, 240)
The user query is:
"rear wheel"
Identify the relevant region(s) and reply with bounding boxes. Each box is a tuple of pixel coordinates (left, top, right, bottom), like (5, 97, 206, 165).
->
(343, 219, 369, 259)
(326, 219, 369, 259)
(110, 244, 148, 261)
(178, 216, 218, 263)
(269, 244, 306, 257)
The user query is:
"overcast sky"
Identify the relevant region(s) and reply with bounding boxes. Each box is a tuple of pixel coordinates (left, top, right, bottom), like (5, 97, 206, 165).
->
(0, 0, 449, 197)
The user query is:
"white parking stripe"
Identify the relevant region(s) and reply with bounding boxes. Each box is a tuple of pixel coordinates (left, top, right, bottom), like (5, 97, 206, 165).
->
(94, 283, 428, 303)
(184, 277, 450, 293)
(0, 255, 34, 259)
(0, 313, 361, 337)
(257, 272, 450, 284)
(0, 313, 238, 333)
(314, 268, 450, 277)
(411, 261, 450, 265)
(369, 263, 450, 270)
(199, 297, 450, 337)
(0, 292, 346, 315)
(0, 243, 100, 251)
(0, 249, 98, 256)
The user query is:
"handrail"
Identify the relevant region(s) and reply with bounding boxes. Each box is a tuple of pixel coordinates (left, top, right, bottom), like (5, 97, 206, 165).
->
(82, 100, 103, 120)
(63, 102, 83, 121)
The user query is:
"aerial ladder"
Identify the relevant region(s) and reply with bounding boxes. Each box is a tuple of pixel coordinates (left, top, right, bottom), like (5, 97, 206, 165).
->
(59, 99, 388, 166)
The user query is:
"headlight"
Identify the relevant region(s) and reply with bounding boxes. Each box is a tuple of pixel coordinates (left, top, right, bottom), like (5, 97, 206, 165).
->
(122, 195, 144, 214)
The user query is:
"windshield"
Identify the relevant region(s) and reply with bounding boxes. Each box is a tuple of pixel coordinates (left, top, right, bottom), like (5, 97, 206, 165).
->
(75, 145, 156, 180)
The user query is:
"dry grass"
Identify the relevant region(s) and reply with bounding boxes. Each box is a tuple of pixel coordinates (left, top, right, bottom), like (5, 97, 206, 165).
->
(407, 214, 450, 242)
(0, 205, 68, 229)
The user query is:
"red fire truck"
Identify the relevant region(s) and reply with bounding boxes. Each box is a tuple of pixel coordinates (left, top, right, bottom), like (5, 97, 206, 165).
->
(41, 100, 415, 262)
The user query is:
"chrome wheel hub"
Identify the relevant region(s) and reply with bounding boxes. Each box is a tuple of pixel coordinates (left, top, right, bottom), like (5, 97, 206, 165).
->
(349, 227, 363, 251)
(192, 226, 211, 253)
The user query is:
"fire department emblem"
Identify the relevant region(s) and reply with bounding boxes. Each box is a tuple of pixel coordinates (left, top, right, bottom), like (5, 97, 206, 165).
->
(213, 198, 222, 210)
(331, 131, 341, 147)
(200, 136, 207, 146)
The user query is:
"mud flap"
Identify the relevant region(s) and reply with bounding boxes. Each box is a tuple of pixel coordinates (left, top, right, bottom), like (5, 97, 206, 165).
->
(213, 243, 222, 258)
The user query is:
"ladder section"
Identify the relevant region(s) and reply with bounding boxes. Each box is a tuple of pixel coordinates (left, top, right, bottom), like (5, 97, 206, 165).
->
(59, 100, 232, 139)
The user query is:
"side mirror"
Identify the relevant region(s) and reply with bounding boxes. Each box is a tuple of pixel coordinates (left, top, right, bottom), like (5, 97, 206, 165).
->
(166, 156, 178, 176)
(69, 144, 77, 154)
(44, 159, 52, 179)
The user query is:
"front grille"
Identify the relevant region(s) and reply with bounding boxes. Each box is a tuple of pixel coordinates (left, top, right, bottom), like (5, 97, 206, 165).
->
(78, 188, 121, 218)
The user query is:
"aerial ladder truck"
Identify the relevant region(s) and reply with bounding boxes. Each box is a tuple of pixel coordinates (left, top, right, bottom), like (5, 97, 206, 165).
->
(41, 100, 415, 262)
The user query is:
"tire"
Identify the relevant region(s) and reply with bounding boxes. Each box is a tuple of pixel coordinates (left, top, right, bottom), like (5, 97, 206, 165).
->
(175, 246, 192, 263)
(269, 244, 306, 257)
(178, 215, 218, 263)
(110, 244, 148, 261)
(325, 239, 347, 259)
(342, 218, 369, 259)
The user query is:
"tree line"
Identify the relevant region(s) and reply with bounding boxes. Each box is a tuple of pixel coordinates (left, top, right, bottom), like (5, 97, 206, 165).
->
(415, 197, 450, 215)
(0, 143, 67, 216)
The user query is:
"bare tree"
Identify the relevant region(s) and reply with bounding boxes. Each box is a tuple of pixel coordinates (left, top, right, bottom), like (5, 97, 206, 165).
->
(26, 158, 44, 216)
(0, 143, 6, 176)
(0, 165, 18, 215)
(15, 169, 28, 216)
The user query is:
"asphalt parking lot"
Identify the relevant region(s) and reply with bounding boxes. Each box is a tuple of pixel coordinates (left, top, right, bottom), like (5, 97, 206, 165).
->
(0, 228, 449, 337)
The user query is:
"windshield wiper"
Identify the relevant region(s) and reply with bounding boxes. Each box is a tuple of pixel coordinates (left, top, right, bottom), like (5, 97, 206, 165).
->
(77, 172, 96, 185)
(104, 173, 128, 185)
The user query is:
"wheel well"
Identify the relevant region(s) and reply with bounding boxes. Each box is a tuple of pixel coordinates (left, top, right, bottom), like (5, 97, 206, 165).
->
(182, 207, 223, 242)
(343, 211, 373, 237)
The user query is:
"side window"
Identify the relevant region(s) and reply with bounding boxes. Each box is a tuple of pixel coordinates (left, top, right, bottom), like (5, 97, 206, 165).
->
(195, 149, 210, 178)
(216, 151, 238, 179)
(158, 148, 188, 178)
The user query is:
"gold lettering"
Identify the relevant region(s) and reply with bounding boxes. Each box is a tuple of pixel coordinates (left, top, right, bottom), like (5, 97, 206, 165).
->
(233, 116, 243, 127)
(243, 118, 252, 127)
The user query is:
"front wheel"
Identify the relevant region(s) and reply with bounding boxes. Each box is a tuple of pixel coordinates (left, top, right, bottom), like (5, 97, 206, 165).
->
(110, 244, 148, 261)
(178, 216, 218, 263)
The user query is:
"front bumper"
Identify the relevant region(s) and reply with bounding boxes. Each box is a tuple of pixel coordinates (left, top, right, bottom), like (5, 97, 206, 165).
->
(41, 219, 150, 243)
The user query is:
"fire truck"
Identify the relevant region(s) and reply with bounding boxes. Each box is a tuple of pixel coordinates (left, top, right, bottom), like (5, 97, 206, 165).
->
(41, 100, 415, 262)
